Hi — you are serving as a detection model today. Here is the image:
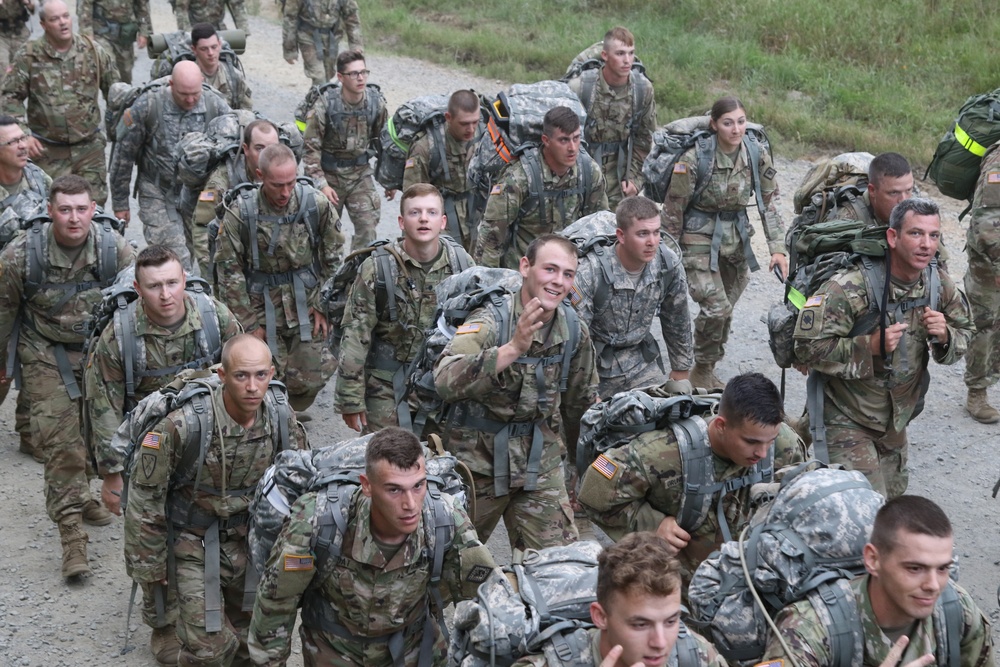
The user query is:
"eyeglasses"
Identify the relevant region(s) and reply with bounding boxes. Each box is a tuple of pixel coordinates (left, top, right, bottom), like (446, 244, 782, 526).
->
(340, 69, 370, 80)
(0, 135, 28, 147)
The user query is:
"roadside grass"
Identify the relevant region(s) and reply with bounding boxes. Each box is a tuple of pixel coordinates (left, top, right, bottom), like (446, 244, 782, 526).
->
(360, 0, 1000, 164)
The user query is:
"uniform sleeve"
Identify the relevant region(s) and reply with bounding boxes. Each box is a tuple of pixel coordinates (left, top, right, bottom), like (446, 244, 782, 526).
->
(559, 318, 598, 455)
(402, 134, 433, 189)
(442, 494, 500, 603)
(109, 95, 150, 210)
(316, 192, 345, 306)
(932, 270, 974, 366)
(968, 162, 1000, 270)
(0, 46, 31, 119)
(474, 165, 523, 268)
(194, 165, 229, 227)
(135, 0, 152, 36)
(341, 0, 363, 51)
(582, 158, 609, 215)
(757, 147, 787, 255)
(792, 277, 876, 380)
(629, 79, 656, 189)
(0, 241, 25, 349)
(333, 258, 379, 414)
(85, 327, 128, 475)
(214, 298, 245, 342)
(432, 311, 504, 402)
(214, 208, 259, 331)
(657, 251, 694, 372)
(758, 602, 830, 667)
(303, 98, 327, 183)
(660, 149, 697, 242)
(956, 584, 994, 667)
(772, 423, 806, 468)
(237, 75, 253, 111)
(281, 0, 300, 59)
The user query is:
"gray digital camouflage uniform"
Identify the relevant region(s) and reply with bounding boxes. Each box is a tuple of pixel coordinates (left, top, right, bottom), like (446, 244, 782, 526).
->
(281, 0, 362, 86)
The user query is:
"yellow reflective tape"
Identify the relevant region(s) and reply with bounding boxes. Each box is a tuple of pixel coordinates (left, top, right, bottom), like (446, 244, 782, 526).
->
(954, 124, 987, 157)
(787, 286, 806, 310)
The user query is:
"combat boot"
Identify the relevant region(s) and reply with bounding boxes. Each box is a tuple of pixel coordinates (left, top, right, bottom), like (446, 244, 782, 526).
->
(150, 624, 181, 666)
(966, 388, 1000, 424)
(58, 515, 90, 579)
(690, 362, 725, 390)
(82, 499, 115, 526)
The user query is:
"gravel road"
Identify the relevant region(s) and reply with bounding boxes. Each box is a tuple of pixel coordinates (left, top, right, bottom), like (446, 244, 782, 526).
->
(0, 2, 997, 665)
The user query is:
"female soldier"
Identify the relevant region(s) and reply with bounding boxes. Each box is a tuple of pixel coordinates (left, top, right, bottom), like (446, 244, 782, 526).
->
(660, 96, 788, 389)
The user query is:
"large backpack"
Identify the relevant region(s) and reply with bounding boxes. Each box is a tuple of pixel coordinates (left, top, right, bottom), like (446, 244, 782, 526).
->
(104, 77, 170, 145)
(927, 88, 1000, 203)
(0, 162, 49, 248)
(687, 462, 961, 667)
(375, 94, 452, 191)
(576, 386, 773, 537)
(466, 81, 588, 229)
(791, 152, 874, 217)
(148, 30, 247, 81)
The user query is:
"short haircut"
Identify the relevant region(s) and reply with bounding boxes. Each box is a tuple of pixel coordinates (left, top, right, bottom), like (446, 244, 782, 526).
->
(542, 106, 580, 138)
(399, 183, 443, 215)
(221, 332, 271, 369)
(49, 174, 92, 202)
(365, 427, 424, 477)
(525, 233, 577, 266)
(135, 245, 183, 280)
(448, 89, 480, 116)
(257, 143, 296, 175)
(710, 96, 746, 122)
(615, 195, 660, 231)
(868, 152, 912, 187)
(190, 22, 218, 47)
(888, 196, 939, 231)
(870, 495, 952, 555)
(0, 115, 18, 128)
(596, 532, 681, 609)
(603, 26, 634, 50)
(718, 372, 785, 427)
(244, 118, 279, 147)
(336, 49, 366, 74)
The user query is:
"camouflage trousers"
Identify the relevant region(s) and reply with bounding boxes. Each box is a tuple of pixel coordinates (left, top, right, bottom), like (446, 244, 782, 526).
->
(93, 32, 136, 86)
(20, 353, 96, 523)
(300, 615, 445, 667)
(822, 400, 908, 499)
(963, 263, 1000, 390)
(33, 133, 108, 207)
(0, 381, 33, 449)
(138, 177, 194, 271)
(0, 23, 30, 70)
(296, 28, 340, 86)
(471, 467, 578, 554)
(139, 581, 180, 631)
(683, 248, 750, 364)
(322, 166, 380, 252)
(596, 354, 666, 401)
(173, 529, 252, 666)
(273, 328, 337, 411)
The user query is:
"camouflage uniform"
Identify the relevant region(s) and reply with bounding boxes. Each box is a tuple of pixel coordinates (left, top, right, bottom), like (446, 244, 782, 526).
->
(403, 130, 476, 251)
(577, 421, 804, 588)
(333, 238, 474, 432)
(124, 383, 308, 665)
(661, 140, 786, 364)
(571, 242, 693, 399)
(761, 574, 994, 667)
(475, 151, 609, 269)
(0, 33, 119, 204)
(302, 84, 386, 251)
(173, 0, 249, 33)
(213, 181, 344, 410)
(77, 0, 151, 85)
(190, 151, 250, 279)
(108, 82, 231, 270)
(281, 0, 362, 86)
(793, 262, 974, 498)
(202, 61, 253, 112)
(963, 149, 1000, 393)
(433, 294, 599, 552)
(511, 624, 727, 667)
(0, 0, 32, 71)
(565, 65, 656, 209)
(247, 486, 497, 666)
(0, 221, 135, 524)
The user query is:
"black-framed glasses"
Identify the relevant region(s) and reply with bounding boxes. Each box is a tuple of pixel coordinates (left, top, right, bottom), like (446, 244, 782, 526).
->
(341, 69, 370, 80)
(0, 135, 27, 147)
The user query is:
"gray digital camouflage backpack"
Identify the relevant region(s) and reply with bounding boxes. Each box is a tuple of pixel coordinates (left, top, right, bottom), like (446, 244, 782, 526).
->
(375, 94, 453, 191)
(148, 30, 246, 82)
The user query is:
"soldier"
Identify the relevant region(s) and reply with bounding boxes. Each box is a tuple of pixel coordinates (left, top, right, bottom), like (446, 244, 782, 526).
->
(173, 0, 249, 34)
(124, 334, 308, 666)
(214, 143, 343, 411)
(109, 60, 232, 270)
(248, 426, 499, 666)
(401, 89, 481, 251)
(571, 196, 692, 399)
(433, 234, 598, 553)
(474, 106, 608, 269)
(513, 533, 726, 667)
(578, 373, 804, 589)
(832, 152, 914, 227)
(564, 27, 656, 209)
(334, 183, 473, 434)
(302, 49, 386, 251)
(793, 198, 974, 499)
(282, 0, 362, 87)
(77, 0, 151, 85)
(759, 495, 994, 667)
(188, 118, 279, 279)
(0, 0, 34, 71)
(0, 0, 118, 204)
(190, 22, 252, 111)
(0, 175, 135, 579)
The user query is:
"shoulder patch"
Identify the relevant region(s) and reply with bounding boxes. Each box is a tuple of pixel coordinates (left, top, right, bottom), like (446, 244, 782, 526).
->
(198, 191, 216, 202)
(455, 323, 481, 335)
(672, 163, 688, 174)
(122, 108, 134, 129)
(283, 555, 314, 572)
(404, 158, 415, 169)
(570, 284, 582, 306)
(591, 454, 618, 480)
(490, 183, 504, 195)
(141, 432, 161, 449)
(753, 662, 784, 667)
(763, 167, 777, 180)
(988, 172, 1000, 184)
(799, 309, 816, 332)
(804, 294, 824, 308)
(466, 564, 492, 584)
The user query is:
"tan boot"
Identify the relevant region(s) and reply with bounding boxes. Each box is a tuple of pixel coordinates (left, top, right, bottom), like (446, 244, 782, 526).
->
(150, 624, 181, 666)
(690, 362, 725, 390)
(58, 515, 90, 579)
(966, 388, 1000, 424)
(82, 499, 115, 526)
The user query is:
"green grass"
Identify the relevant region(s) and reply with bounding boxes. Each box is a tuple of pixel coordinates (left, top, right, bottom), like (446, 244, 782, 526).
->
(362, 0, 1000, 165)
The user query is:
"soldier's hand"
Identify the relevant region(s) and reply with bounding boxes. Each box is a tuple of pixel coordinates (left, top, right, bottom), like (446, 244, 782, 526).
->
(285, 56, 297, 65)
(115, 210, 130, 224)
(621, 180, 639, 198)
(251, 327, 267, 342)
(869, 322, 908, 355)
(656, 516, 691, 555)
(599, 644, 644, 667)
(343, 412, 367, 432)
(668, 369, 689, 382)
(321, 185, 339, 206)
(25, 136, 44, 159)
(310, 308, 329, 338)
(0, 368, 7, 385)
(384, 189, 397, 201)
(496, 298, 546, 372)
(921, 307, 948, 344)
(879, 635, 935, 667)
(102, 473, 123, 516)
(769, 253, 789, 282)
(136, 34, 148, 49)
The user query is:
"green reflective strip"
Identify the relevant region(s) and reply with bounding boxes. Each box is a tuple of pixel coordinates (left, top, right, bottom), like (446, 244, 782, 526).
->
(388, 118, 407, 152)
(955, 124, 987, 157)
(788, 287, 806, 310)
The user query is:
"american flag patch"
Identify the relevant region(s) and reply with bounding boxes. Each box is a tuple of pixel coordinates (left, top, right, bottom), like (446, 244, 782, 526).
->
(283, 555, 314, 571)
(456, 323, 481, 335)
(804, 295, 824, 308)
(988, 172, 1000, 184)
(490, 183, 504, 195)
(141, 432, 161, 449)
(591, 454, 618, 480)
(570, 285, 582, 306)
(673, 163, 687, 174)
(752, 661, 783, 667)
(405, 158, 415, 168)
(198, 191, 215, 202)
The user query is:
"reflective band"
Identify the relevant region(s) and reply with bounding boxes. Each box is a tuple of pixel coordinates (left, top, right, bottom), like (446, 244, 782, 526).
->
(955, 124, 987, 157)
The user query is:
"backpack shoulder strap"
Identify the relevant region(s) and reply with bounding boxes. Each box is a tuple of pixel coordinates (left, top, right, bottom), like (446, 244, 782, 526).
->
(689, 134, 715, 209)
(933, 582, 962, 667)
(264, 378, 292, 453)
(24, 219, 47, 298)
(372, 244, 400, 322)
(191, 288, 223, 360)
(557, 302, 581, 394)
(422, 479, 456, 630)
(743, 132, 768, 226)
(673, 621, 702, 667)
(440, 234, 471, 273)
(117, 299, 141, 401)
(171, 384, 216, 493)
(577, 67, 599, 115)
(927, 259, 941, 313)
(813, 580, 863, 667)
(95, 219, 118, 285)
(674, 412, 715, 533)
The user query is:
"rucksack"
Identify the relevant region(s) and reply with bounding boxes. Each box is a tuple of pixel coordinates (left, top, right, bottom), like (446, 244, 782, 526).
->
(448, 540, 703, 667)
(791, 151, 874, 216)
(466, 81, 588, 229)
(576, 386, 773, 537)
(0, 162, 48, 248)
(686, 462, 961, 667)
(375, 94, 452, 191)
(104, 77, 169, 145)
(148, 30, 247, 82)
(927, 88, 1000, 202)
